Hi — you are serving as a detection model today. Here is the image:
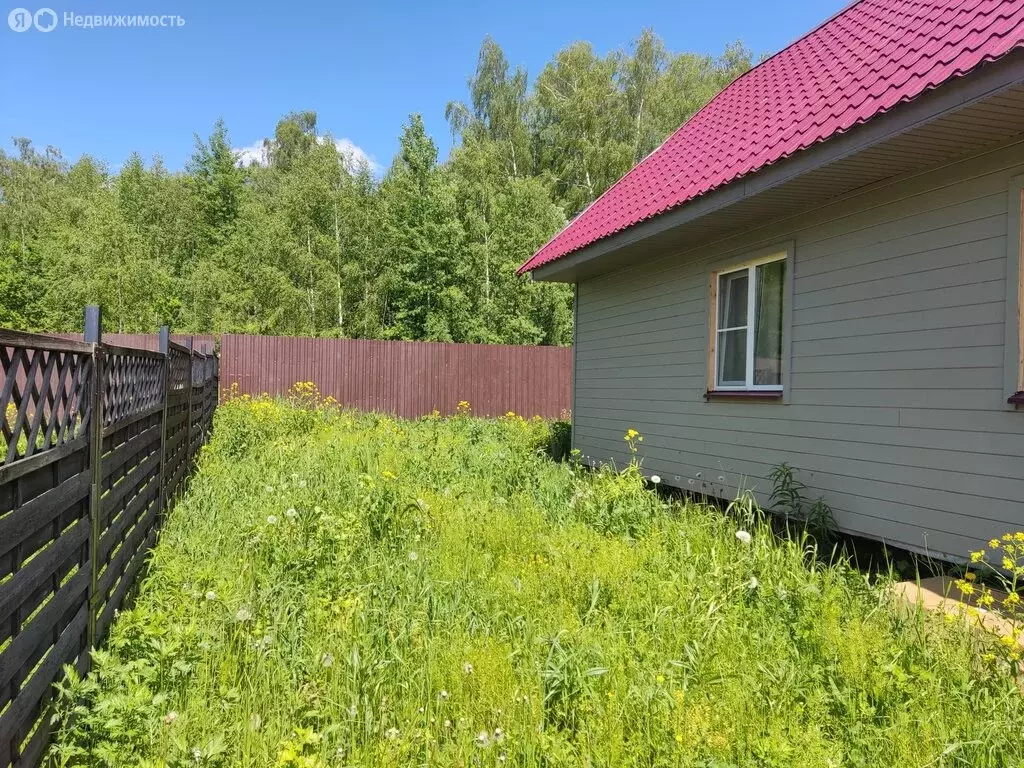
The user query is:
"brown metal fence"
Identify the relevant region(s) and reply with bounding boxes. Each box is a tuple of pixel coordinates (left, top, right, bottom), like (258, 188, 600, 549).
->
(219, 335, 572, 418)
(0, 308, 218, 768)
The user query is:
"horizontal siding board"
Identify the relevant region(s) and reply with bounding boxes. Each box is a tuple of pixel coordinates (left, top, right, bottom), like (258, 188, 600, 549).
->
(573, 430, 1020, 543)
(789, 301, 1005, 341)
(796, 188, 1008, 270)
(793, 257, 1005, 311)
(793, 280, 1005, 326)
(792, 346, 1005, 373)
(794, 212, 1007, 290)
(788, 387, 1006, 410)
(573, 417, 1024, 491)
(572, 139, 1024, 557)
(792, 324, 1005, 356)
(573, 409, 1024, 458)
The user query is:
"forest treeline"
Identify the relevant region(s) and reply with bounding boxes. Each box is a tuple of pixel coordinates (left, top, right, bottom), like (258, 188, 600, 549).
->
(0, 32, 753, 344)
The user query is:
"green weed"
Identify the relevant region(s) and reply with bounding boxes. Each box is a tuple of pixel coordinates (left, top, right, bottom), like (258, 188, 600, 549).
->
(48, 399, 1024, 767)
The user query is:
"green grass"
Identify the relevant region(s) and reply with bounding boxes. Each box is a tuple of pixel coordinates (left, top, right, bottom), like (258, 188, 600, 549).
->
(51, 397, 1024, 767)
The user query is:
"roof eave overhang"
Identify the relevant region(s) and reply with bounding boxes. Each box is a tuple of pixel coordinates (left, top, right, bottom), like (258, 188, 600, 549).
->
(530, 48, 1024, 283)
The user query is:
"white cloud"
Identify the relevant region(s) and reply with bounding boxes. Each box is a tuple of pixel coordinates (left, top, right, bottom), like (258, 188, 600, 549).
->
(233, 141, 268, 167)
(232, 136, 379, 174)
(327, 137, 379, 174)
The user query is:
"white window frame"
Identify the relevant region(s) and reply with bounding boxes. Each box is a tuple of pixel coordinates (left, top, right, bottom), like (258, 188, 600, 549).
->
(712, 252, 787, 392)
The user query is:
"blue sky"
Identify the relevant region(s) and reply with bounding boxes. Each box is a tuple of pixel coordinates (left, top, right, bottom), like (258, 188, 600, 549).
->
(0, 0, 847, 173)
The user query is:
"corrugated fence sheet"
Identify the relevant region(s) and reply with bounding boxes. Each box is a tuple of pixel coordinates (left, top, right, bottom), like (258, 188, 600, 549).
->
(55, 333, 572, 419)
(219, 335, 572, 419)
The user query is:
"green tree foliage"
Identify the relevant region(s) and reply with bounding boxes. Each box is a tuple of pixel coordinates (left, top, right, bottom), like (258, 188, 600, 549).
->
(0, 31, 752, 342)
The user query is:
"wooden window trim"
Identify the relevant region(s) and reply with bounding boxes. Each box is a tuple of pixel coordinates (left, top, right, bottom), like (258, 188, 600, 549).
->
(704, 390, 783, 402)
(1007, 180, 1024, 407)
(707, 251, 787, 397)
(1016, 186, 1024, 401)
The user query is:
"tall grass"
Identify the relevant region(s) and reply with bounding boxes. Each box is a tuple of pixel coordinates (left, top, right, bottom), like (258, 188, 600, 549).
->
(50, 396, 1024, 767)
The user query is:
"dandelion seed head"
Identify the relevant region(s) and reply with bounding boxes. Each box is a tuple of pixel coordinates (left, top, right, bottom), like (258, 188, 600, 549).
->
(321, 652, 334, 668)
(650, 475, 661, 484)
(285, 508, 297, 519)
(408, 551, 419, 562)
(463, 662, 474, 675)
(735, 530, 752, 545)
(205, 591, 216, 601)
(162, 711, 178, 725)
(266, 515, 278, 525)
(235, 605, 252, 622)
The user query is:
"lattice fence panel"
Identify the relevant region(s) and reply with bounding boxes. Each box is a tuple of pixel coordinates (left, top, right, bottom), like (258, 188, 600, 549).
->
(102, 348, 164, 429)
(93, 348, 165, 643)
(0, 336, 93, 768)
(188, 354, 208, 460)
(1, 342, 92, 467)
(164, 343, 192, 501)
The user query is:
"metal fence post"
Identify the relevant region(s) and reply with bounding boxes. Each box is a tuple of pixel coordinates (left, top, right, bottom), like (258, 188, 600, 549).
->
(84, 305, 104, 649)
(157, 326, 170, 525)
(185, 337, 194, 469)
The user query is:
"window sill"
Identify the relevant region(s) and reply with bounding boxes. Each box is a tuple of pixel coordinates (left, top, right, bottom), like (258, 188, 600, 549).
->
(704, 390, 783, 402)
(1009, 391, 1024, 405)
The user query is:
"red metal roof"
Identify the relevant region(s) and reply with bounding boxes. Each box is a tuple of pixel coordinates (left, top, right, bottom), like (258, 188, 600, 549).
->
(520, 0, 1024, 273)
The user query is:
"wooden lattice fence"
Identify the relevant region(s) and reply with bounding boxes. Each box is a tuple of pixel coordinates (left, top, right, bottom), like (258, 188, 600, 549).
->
(0, 308, 218, 768)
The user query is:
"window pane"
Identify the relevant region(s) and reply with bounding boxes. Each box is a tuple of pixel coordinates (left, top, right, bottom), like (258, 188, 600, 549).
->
(753, 260, 785, 386)
(718, 271, 748, 329)
(717, 328, 747, 387)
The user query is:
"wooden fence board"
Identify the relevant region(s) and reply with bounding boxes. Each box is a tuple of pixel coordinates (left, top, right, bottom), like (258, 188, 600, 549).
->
(0, 317, 219, 768)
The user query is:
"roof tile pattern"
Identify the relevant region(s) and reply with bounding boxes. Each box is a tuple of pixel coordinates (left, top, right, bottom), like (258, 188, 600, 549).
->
(520, 0, 1024, 273)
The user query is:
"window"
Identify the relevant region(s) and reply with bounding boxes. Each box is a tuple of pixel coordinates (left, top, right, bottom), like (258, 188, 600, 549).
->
(709, 254, 786, 392)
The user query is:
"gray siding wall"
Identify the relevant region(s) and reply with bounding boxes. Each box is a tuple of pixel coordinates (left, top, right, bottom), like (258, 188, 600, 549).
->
(573, 138, 1024, 560)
